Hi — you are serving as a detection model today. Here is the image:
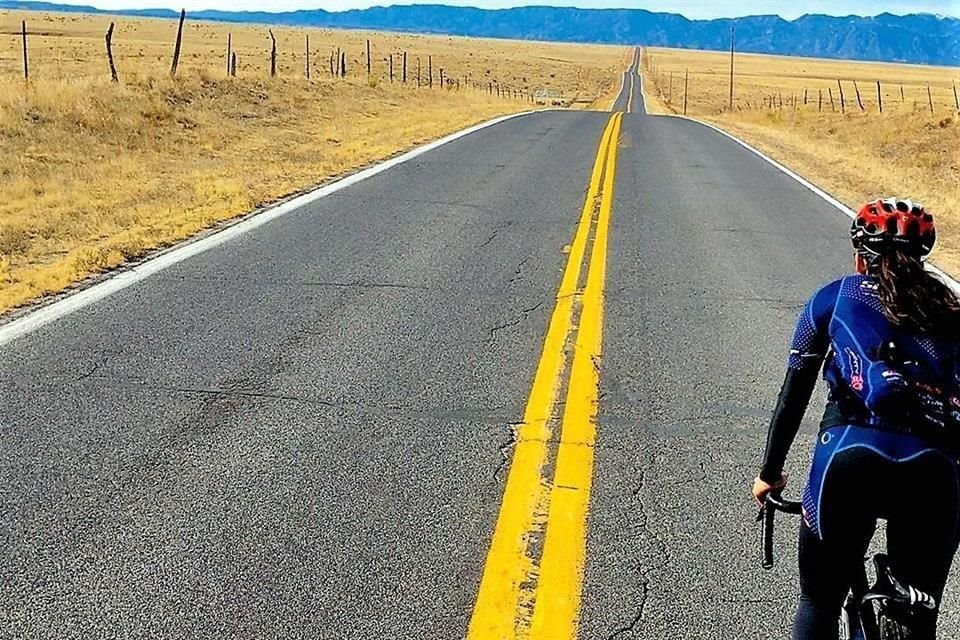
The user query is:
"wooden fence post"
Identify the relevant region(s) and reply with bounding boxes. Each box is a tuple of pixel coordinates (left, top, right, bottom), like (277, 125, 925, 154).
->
(335, 47, 341, 77)
(340, 50, 346, 77)
(928, 84, 934, 114)
(828, 87, 835, 111)
(428, 55, 433, 88)
(305, 35, 311, 79)
(268, 30, 277, 77)
(170, 8, 186, 77)
(876, 80, 882, 113)
(366, 39, 371, 76)
(818, 88, 822, 112)
(21, 20, 28, 80)
(226, 33, 231, 74)
(900, 83, 905, 102)
(402, 51, 407, 83)
(954, 81, 959, 113)
(105, 22, 118, 82)
(439, 67, 444, 89)
(329, 51, 334, 76)
(683, 68, 688, 115)
(230, 51, 237, 77)
(728, 24, 735, 111)
(416, 57, 421, 87)
(853, 80, 864, 111)
(837, 79, 845, 113)
(389, 53, 393, 82)
(803, 88, 808, 105)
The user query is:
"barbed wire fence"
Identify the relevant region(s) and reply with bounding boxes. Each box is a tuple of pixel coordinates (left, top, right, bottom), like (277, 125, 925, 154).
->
(6, 11, 547, 103)
(643, 52, 960, 117)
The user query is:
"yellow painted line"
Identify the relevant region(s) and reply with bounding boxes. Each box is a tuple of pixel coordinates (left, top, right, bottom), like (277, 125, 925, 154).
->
(466, 113, 619, 640)
(528, 111, 623, 640)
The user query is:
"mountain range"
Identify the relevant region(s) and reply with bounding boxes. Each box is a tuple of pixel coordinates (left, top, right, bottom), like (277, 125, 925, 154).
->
(2, 1, 958, 66)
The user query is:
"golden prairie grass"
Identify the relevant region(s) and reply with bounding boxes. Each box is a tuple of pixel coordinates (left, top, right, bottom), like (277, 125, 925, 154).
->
(642, 47, 960, 275)
(0, 9, 625, 314)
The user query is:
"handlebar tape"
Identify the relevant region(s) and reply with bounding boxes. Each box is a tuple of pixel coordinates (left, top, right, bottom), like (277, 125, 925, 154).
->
(762, 505, 776, 570)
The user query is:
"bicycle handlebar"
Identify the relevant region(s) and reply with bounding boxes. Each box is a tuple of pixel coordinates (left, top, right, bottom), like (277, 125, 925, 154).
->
(760, 492, 802, 570)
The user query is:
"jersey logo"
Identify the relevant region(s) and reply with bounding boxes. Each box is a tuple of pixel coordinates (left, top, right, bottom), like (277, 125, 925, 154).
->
(859, 280, 881, 296)
(845, 347, 864, 391)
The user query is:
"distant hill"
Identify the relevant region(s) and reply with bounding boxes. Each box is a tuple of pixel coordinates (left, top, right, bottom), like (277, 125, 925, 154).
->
(2, 1, 958, 66)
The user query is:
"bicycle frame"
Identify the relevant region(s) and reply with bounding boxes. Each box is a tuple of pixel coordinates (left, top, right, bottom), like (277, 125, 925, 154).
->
(759, 493, 933, 640)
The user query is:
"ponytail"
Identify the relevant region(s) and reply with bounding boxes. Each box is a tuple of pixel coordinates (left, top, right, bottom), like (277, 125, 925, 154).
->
(866, 251, 960, 334)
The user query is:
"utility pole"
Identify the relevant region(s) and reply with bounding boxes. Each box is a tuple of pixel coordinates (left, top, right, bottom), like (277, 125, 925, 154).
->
(728, 24, 735, 111)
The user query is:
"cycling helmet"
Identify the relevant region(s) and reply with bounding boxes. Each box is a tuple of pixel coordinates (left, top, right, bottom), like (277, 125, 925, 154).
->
(851, 197, 936, 259)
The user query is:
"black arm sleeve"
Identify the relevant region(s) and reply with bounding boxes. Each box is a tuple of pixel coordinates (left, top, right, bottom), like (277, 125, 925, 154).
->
(759, 366, 822, 483)
(758, 279, 840, 482)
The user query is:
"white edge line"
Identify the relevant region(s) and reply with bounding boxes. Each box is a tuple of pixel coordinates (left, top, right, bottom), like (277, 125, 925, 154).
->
(631, 59, 960, 295)
(635, 50, 645, 114)
(638, 48, 652, 114)
(0, 109, 544, 348)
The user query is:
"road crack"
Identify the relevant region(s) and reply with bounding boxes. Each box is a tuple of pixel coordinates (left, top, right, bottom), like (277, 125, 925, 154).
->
(488, 300, 545, 340)
(609, 463, 674, 639)
(300, 280, 430, 291)
(508, 256, 531, 284)
(493, 420, 525, 481)
(477, 220, 514, 250)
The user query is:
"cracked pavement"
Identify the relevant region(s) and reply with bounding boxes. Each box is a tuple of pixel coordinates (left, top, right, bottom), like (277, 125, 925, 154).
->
(580, 113, 960, 638)
(0, 111, 608, 639)
(4, 106, 960, 639)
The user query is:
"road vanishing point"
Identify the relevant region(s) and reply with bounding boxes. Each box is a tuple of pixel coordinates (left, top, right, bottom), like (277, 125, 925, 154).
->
(4, 48, 960, 639)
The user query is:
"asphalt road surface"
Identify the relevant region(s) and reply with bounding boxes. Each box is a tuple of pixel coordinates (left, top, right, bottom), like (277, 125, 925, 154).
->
(3, 50, 959, 639)
(610, 48, 643, 115)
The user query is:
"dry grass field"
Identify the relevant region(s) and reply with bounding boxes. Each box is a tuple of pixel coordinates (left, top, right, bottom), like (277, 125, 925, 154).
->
(0, 9, 625, 314)
(642, 47, 960, 275)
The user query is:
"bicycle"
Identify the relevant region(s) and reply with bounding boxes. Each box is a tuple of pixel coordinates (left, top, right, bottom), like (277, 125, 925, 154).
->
(760, 492, 937, 639)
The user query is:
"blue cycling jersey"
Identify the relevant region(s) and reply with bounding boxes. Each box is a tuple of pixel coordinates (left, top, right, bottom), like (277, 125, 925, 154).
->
(789, 274, 960, 433)
(759, 273, 960, 485)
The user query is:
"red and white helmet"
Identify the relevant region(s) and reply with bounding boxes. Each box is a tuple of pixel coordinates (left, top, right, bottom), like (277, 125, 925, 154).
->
(851, 197, 936, 259)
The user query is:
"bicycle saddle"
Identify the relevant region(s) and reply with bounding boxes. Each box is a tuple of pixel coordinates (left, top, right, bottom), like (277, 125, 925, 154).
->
(863, 554, 937, 611)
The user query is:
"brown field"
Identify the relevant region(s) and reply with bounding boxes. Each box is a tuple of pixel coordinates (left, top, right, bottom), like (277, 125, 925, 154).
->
(0, 9, 625, 314)
(642, 47, 960, 276)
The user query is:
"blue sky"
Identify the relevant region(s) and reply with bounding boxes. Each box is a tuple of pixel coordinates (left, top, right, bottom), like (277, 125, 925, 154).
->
(58, 0, 960, 18)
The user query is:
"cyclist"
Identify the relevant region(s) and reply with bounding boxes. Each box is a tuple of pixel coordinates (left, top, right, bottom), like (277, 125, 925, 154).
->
(751, 198, 960, 639)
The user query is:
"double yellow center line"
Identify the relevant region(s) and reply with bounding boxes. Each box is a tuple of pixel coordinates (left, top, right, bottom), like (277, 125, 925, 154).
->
(467, 112, 623, 640)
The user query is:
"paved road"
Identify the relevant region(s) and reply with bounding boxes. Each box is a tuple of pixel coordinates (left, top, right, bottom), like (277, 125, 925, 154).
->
(3, 53, 959, 639)
(610, 48, 643, 114)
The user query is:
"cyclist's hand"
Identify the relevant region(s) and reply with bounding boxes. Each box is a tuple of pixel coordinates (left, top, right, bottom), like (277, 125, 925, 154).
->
(752, 473, 787, 508)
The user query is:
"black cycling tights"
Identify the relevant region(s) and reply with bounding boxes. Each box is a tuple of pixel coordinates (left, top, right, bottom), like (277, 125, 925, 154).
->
(793, 445, 960, 640)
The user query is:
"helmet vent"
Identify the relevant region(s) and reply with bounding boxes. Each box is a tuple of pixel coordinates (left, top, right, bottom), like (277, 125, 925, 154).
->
(852, 198, 936, 259)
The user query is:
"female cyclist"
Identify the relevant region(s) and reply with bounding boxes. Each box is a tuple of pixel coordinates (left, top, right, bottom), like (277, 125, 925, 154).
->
(752, 197, 960, 639)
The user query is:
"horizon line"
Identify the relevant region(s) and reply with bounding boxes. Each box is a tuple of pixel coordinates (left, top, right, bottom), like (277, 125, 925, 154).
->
(3, 0, 957, 21)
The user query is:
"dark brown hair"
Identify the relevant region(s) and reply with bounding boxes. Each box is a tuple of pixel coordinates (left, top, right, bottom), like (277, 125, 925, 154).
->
(865, 251, 960, 333)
